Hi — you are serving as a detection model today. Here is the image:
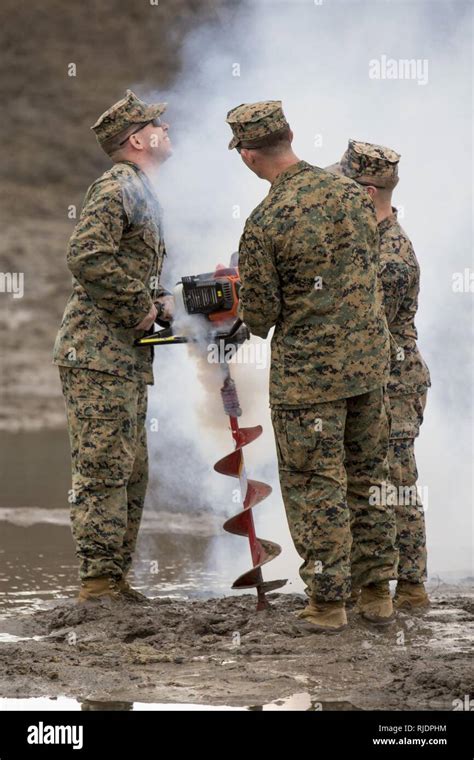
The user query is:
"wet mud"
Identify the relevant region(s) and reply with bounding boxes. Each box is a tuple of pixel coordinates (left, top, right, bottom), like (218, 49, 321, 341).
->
(0, 587, 472, 710)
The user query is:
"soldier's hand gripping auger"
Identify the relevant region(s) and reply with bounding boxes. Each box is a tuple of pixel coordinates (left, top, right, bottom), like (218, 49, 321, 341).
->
(135, 255, 287, 610)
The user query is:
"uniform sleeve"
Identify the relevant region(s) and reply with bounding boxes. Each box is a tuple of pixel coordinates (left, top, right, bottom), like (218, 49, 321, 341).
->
(238, 218, 281, 339)
(67, 179, 154, 329)
(379, 259, 410, 326)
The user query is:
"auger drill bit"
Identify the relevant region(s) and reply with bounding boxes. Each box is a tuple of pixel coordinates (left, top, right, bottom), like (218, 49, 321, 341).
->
(214, 363, 287, 611)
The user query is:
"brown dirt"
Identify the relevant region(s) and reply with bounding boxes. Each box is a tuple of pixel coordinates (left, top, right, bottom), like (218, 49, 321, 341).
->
(1, 587, 472, 709)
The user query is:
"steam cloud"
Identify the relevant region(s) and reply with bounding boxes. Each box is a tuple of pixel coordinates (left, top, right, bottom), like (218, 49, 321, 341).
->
(141, 0, 473, 586)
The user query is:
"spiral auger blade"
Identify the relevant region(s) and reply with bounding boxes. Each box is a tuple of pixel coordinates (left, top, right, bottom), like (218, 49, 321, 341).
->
(214, 366, 287, 611)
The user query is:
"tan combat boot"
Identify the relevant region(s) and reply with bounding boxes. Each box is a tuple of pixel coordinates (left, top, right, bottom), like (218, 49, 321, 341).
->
(394, 581, 430, 610)
(77, 576, 121, 603)
(296, 599, 347, 633)
(118, 576, 150, 603)
(358, 581, 395, 625)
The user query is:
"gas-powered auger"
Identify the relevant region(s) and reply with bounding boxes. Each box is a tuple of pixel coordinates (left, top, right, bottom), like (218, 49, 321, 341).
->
(135, 256, 287, 610)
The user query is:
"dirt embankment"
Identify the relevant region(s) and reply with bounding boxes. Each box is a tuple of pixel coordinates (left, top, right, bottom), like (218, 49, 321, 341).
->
(1, 587, 472, 709)
(0, 0, 226, 431)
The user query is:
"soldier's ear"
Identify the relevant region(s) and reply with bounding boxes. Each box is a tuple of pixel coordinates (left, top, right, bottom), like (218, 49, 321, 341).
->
(129, 132, 145, 151)
(240, 148, 253, 166)
(365, 185, 377, 199)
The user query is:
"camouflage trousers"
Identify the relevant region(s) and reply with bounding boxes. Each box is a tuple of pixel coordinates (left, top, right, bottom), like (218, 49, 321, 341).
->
(59, 367, 148, 580)
(271, 387, 398, 601)
(388, 391, 428, 583)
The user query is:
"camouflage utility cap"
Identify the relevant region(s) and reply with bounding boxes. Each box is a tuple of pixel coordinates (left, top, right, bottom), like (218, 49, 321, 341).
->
(226, 100, 289, 150)
(91, 89, 167, 155)
(327, 139, 400, 189)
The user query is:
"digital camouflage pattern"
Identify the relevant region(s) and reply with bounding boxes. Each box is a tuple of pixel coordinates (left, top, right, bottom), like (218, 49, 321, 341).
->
(272, 388, 398, 600)
(327, 143, 430, 399)
(369, 153, 430, 582)
(53, 160, 168, 385)
(327, 139, 400, 189)
(388, 392, 428, 582)
(328, 143, 429, 576)
(59, 367, 148, 580)
(54, 126, 167, 584)
(226, 100, 290, 150)
(379, 210, 431, 401)
(91, 89, 167, 155)
(238, 160, 391, 406)
(237, 156, 397, 600)
(378, 210, 429, 582)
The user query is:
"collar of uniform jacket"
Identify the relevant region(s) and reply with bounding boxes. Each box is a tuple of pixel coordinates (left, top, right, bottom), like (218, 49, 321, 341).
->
(120, 158, 143, 175)
(377, 206, 398, 235)
(120, 159, 161, 204)
(270, 159, 311, 189)
(116, 158, 156, 195)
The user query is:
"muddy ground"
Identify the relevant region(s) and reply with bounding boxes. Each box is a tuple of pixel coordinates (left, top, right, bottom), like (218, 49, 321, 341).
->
(0, 585, 472, 710)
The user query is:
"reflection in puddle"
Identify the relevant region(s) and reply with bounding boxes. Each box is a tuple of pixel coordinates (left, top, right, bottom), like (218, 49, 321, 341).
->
(0, 429, 304, 622)
(248, 694, 362, 711)
(0, 520, 238, 620)
(0, 693, 362, 711)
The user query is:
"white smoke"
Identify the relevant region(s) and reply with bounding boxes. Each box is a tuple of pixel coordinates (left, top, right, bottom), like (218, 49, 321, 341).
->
(142, 0, 473, 585)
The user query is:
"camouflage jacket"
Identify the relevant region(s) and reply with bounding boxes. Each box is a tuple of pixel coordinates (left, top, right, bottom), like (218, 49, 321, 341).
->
(379, 210, 431, 395)
(238, 160, 390, 406)
(53, 160, 167, 384)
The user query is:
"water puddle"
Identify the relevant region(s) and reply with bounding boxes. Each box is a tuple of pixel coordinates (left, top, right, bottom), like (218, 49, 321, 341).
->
(0, 693, 362, 711)
(0, 431, 471, 640)
(0, 430, 299, 619)
(0, 516, 237, 620)
(427, 621, 474, 652)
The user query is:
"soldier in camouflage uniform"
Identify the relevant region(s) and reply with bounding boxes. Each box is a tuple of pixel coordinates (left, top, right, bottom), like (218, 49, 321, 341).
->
(53, 90, 173, 603)
(226, 102, 399, 632)
(327, 140, 431, 610)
